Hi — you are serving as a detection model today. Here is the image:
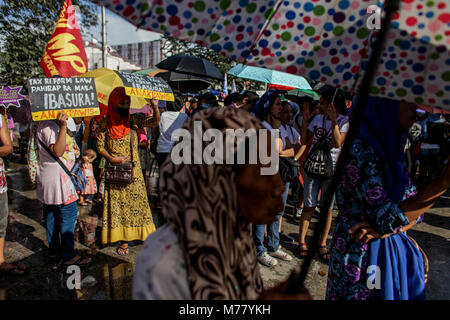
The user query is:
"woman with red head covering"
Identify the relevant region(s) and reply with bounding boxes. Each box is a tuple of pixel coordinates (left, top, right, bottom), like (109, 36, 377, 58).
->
(97, 87, 160, 255)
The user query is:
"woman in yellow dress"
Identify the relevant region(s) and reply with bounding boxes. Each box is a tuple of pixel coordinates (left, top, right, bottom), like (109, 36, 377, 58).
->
(97, 87, 160, 255)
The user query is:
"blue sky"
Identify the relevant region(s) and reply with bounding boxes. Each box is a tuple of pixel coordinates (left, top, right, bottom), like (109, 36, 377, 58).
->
(83, 5, 161, 45)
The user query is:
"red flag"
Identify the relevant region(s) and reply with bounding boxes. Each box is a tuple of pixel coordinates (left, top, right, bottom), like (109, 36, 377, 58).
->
(40, 0, 88, 77)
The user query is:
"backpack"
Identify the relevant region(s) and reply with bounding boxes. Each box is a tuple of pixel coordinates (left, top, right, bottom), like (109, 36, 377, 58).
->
(303, 117, 334, 179)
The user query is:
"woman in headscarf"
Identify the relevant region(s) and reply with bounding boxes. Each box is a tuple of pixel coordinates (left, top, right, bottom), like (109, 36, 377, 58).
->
(251, 91, 303, 267)
(133, 107, 310, 300)
(326, 97, 450, 300)
(97, 87, 160, 255)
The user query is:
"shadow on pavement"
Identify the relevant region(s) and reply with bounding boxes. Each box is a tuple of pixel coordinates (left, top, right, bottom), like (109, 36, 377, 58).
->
(421, 212, 450, 232)
(408, 228, 450, 300)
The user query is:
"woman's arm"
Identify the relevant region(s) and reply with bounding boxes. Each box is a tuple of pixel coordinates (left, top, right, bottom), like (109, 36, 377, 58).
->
(326, 105, 347, 148)
(300, 104, 315, 146)
(50, 112, 68, 157)
(0, 111, 13, 157)
(278, 137, 294, 157)
(399, 158, 450, 222)
(294, 143, 306, 160)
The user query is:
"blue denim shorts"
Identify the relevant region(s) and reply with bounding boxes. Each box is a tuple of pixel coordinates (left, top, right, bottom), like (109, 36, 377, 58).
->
(303, 172, 335, 210)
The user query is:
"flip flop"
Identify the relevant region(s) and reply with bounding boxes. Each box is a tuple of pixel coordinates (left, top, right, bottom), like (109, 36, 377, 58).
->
(298, 243, 309, 258)
(318, 246, 330, 263)
(0, 262, 28, 276)
(62, 256, 92, 268)
(116, 246, 129, 256)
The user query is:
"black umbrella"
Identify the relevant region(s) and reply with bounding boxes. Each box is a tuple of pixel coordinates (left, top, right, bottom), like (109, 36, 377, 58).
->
(155, 71, 212, 93)
(156, 55, 224, 81)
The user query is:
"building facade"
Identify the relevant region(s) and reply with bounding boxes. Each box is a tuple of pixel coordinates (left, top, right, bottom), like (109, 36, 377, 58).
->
(112, 40, 162, 69)
(84, 41, 142, 71)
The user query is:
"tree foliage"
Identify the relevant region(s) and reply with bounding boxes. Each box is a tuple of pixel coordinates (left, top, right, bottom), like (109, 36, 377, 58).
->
(0, 0, 98, 87)
(161, 34, 264, 93)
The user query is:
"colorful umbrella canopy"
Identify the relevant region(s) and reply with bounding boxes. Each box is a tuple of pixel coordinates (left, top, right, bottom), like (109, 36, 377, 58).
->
(285, 89, 320, 101)
(92, 0, 450, 110)
(80, 68, 174, 109)
(228, 64, 312, 90)
(156, 54, 224, 81)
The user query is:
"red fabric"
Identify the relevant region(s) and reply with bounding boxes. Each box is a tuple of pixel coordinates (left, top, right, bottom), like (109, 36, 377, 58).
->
(268, 84, 297, 91)
(137, 128, 148, 144)
(40, 0, 88, 77)
(95, 102, 107, 122)
(418, 105, 450, 114)
(107, 87, 130, 140)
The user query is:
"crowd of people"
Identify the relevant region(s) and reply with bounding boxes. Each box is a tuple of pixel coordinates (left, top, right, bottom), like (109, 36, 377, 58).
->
(0, 83, 449, 300)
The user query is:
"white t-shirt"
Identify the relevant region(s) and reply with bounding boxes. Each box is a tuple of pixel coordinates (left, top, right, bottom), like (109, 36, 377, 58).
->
(261, 120, 273, 131)
(157, 112, 189, 153)
(36, 121, 78, 205)
(308, 114, 349, 167)
(280, 124, 300, 150)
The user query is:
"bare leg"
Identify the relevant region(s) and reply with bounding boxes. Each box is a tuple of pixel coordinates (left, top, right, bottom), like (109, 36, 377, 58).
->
(319, 210, 333, 247)
(0, 237, 5, 264)
(298, 206, 315, 244)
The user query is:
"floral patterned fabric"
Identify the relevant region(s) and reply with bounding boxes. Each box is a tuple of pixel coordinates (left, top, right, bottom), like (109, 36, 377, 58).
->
(81, 162, 97, 195)
(326, 139, 420, 300)
(0, 157, 6, 194)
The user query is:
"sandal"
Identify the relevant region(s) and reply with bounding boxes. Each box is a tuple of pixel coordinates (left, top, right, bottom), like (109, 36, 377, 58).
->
(116, 246, 129, 256)
(318, 246, 331, 263)
(78, 202, 88, 206)
(298, 243, 309, 258)
(0, 262, 28, 276)
(63, 255, 92, 268)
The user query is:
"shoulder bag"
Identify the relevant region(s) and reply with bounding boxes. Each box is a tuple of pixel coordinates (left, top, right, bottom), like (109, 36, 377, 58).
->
(104, 127, 135, 185)
(278, 126, 301, 182)
(38, 139, 86, 192)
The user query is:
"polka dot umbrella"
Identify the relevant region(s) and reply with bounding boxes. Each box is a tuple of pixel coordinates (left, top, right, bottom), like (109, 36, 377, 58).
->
(92, 0, 449, 110)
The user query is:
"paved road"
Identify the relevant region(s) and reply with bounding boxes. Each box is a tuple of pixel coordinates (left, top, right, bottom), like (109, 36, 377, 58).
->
(1, 159, 449, 300)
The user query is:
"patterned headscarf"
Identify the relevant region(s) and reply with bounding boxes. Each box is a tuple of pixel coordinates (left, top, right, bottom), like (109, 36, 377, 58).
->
(159, 107, 265, 299)
(252, 90, 282, 121)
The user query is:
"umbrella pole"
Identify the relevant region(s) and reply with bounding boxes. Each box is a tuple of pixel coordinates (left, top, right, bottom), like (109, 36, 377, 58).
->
(289, 0, 401, 294)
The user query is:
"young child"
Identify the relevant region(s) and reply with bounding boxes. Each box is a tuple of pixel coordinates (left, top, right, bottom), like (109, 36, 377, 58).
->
(98, 157, 106, 203)
(79, 149, 97, 206)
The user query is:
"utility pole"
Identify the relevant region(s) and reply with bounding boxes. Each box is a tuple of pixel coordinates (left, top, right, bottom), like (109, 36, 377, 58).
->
(102, 5, 107, 68)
